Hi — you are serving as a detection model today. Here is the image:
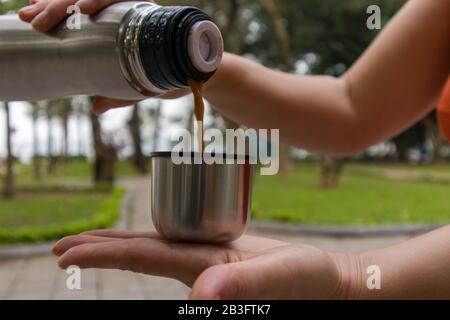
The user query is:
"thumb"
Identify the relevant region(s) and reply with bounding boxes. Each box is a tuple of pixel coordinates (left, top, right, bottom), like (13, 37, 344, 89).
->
(189, 246, 333, 300)
(189, 264, 246, 300)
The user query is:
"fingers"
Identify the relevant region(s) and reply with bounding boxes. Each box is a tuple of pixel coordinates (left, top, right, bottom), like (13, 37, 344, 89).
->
(58, 240, 141, 271)
(92, 97, 139, 115)
(75, 0, 153, 16)
(31, 0, 78, 32)
(57, 238, 207, 285)
(160, 88, 192, 100)
(20, 0, 154, 32)
(54, 230, 163, 257)
(92, 88, 194, 114)
(81, 229, 162, 239)
(53, 234, 120, 256)
(75, 0, 113, 15)
(19, 0, 49, 23)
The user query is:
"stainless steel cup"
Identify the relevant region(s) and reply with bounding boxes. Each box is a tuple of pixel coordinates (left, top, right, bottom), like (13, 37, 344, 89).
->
(150, 152, 254, 243)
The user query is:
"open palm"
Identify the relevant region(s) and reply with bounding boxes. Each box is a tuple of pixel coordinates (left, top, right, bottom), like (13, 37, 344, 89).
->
(54, 229, 347, 300)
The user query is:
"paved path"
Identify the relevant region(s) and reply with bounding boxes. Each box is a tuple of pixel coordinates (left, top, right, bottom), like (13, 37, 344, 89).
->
(0, 177, 411, 300)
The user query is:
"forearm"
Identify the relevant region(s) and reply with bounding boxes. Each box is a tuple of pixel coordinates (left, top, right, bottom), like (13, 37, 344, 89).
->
(204, 0, 450, 155)
(343, 225, 450, 299)
(204, 53, 359, 155)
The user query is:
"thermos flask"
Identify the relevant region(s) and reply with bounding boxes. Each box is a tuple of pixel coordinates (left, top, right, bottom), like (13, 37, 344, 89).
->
(0, 1, 224, 101)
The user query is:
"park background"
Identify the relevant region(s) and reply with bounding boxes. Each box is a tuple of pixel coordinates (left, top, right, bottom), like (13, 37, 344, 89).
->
(0, 0, 449, 299)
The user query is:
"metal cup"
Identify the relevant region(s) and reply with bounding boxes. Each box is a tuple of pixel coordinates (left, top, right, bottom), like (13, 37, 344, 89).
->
(150, 152, 254, 243)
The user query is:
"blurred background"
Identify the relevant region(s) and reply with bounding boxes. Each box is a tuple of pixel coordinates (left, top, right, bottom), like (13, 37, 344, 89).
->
(0, 0, 449, 300)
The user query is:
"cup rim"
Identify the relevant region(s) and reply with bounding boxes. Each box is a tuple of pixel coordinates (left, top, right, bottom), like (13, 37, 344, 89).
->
(150, 151, 255, 161)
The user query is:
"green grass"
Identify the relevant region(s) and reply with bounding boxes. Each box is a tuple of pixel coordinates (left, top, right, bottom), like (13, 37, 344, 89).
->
(0, 160, 130, 244)
(14, 160, 139, 187)
(252, 164, 450, 225)
(0, 188, 124, 244)
(354, 162, 450, 173)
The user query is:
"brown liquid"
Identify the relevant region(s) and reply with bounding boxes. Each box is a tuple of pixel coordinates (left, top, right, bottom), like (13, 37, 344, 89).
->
(189, 80, 205, 152)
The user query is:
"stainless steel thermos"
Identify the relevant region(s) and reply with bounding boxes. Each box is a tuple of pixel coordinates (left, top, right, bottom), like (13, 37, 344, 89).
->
(0, 1, 223, 101)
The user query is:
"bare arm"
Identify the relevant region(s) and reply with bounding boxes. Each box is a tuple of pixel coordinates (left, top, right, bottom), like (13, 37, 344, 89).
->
(53, 224, 450, 299)
(204, 0, 450, 155)
(350, 225, 450, 299)
(19, 0, 450, 154)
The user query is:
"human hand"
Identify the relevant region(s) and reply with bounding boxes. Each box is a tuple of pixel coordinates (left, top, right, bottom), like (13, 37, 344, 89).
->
(53, 229, 359, 300)
(18, 0, 190, 114)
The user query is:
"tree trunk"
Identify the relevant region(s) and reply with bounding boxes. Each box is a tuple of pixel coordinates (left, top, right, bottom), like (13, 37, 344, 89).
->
(46, 109, 56, 174)
(32, 113, 41, 181)
(423, 116, 446, 163)
(187, 104, 195, 133)
(152, 101, 162, 151)
(260, 0, 293, 174)
(320, 156, 345, 189)
(278, 145, 292, 175)
(204, 0, 247, 132)
(260, 0, 294, 70)
(3, 102, 14, 198)
(128, 104, 147, 174)
(77, 114, 83, 156)
(221, 0, 240, 49)
(62, 112, 69, 163)
(60, 99, 72, 163)
(91, 112, 116, 186)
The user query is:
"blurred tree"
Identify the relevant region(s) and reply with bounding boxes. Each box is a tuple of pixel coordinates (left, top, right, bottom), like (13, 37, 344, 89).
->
(44, 100, 57, 174)
(2, 102, 14, 198)
(29, 102, 43, 180)
(392, 119, 426, 161)
(90, 107, 117, 187)
(391, 111, 446, 164)
(260, 0, 294, 175)
(260, 0, 294, 71)
(60, 99, 72, 163)
(244, 0, 404, 72)
(0, 1, 22, 198)
(423, 111, 446, 163)
(72, 96, 88, 157)
(128, 104, 147, 174)
(320, 156, 345, 189)
(148, 100, 162, 152)
(50, 98, 72, 163)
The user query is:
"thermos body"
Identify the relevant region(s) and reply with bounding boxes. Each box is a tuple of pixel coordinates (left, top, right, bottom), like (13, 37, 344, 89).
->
(0, 1, 223, 101)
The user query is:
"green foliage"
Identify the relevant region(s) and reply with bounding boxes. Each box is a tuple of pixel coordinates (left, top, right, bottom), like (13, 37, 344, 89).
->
(252, 164, 450, 225)
(0, 188, 124, 244)
(244, 0, 405, 74)
(0, 0, 28, 14)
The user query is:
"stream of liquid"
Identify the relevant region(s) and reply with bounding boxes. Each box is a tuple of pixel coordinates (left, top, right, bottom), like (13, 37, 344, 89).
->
(189, 80, 205, 152)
